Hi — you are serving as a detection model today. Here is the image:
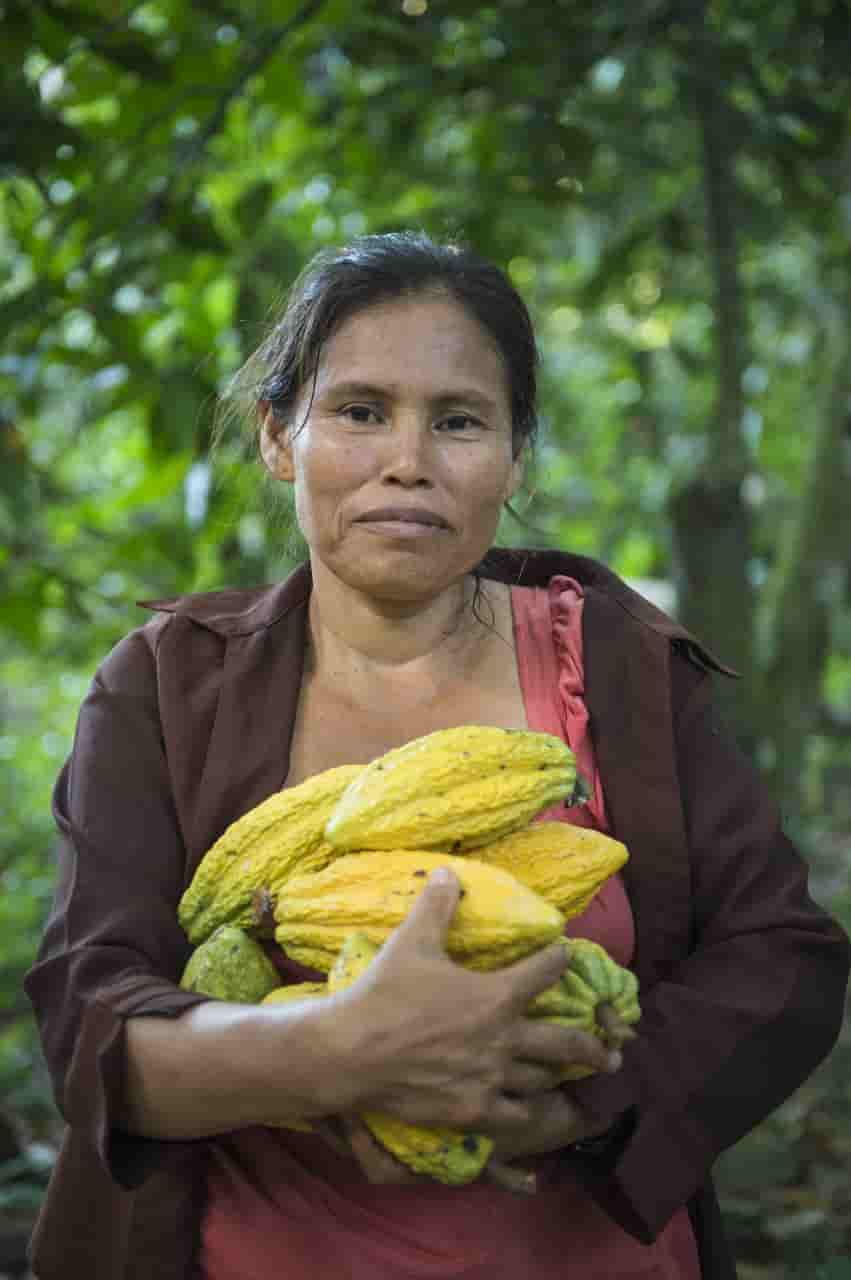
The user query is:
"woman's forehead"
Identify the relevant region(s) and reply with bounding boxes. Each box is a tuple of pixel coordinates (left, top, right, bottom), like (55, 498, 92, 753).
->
(314, 294, 510, 397)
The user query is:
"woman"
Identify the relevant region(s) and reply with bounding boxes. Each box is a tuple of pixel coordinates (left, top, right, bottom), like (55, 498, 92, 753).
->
(26, 232, 849, 1279)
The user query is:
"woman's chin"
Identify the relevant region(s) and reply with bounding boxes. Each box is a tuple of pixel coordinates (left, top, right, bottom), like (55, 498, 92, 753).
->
(318, 554, 468, 604)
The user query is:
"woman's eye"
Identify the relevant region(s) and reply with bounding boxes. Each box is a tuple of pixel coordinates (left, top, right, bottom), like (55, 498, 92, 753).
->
(341, 404, 380, 425)
(439, 415, 480, 433)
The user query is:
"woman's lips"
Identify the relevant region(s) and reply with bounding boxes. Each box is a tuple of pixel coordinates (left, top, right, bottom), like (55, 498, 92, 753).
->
(356, 518, 448, 538)
(356, 506, 449, 527)
(355, 507, 450, 537)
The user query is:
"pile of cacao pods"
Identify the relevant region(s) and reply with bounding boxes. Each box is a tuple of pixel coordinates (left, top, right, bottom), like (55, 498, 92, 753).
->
(178, 726, 640, 1184)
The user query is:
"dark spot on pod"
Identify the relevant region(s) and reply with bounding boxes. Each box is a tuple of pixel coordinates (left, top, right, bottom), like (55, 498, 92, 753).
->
(252, 887, 277, 934)
(459, 888, 467, 899)
(413, 869, 427, 877)
(452, 840, 461, 851)
(375, 764, 383, 770)
(462, 1135, 479, 1152)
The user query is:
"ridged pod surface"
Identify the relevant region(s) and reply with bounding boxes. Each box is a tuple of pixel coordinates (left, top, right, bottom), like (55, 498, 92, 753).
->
(326, 933, 494, 1185)
(538, 939, 641, 1081)
(469, 821, 629, 918)
(274, 851, 565, 973)
(178, 764, 363, 945)
(565, 938, 640, 1019)
(525, 978, 597, 1024)
(179, 926, 280, 1003)
(324, 726, 576, 854)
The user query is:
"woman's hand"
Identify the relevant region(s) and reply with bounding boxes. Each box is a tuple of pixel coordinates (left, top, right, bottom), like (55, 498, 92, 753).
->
(485, 1089, 604, 1163)
(317, 1094, 621, 1195)
(324, 1114, 428, 1186)
(597, 1003, 638, 1051)
(317, 1113, 546, 1195)
(319, 869, 621, 1138)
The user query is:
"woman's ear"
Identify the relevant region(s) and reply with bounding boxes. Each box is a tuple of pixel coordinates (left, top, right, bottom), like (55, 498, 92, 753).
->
(258, 401, 294, 482)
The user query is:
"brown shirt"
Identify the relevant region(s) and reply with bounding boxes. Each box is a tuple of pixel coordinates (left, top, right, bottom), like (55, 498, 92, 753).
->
(24, 548, 851, 1279)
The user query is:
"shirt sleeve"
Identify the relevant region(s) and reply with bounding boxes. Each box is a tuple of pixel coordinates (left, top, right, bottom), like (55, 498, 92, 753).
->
(24, 619, 216, 1190)
(561, 651, 851, 1242)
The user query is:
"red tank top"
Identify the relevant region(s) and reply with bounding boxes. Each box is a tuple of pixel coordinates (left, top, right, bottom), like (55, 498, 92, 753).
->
(199, 578, 701, 1278)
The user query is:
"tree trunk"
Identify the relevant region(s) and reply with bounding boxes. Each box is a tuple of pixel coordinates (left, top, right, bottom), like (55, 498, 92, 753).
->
(756, 308, 851, 817)
(670, 13, 757, 754)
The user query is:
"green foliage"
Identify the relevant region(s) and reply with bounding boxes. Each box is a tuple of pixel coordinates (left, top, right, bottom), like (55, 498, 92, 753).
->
(1, 0, 849, 1268)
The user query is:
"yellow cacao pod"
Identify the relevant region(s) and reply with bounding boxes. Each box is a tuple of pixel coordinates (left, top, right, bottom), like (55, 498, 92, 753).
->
(327, 933, 494, 1186)
(469, 821, 628, 918)
(261, 981, 328, 1006)
(275, 851, 565, 973)
(324, 726, 576, 854)
(178, 764, 363, 945)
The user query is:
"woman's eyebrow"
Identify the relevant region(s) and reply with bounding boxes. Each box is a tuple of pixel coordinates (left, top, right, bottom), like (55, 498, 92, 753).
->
(321, 380, 501, 414)
(319, 380, 390, 402)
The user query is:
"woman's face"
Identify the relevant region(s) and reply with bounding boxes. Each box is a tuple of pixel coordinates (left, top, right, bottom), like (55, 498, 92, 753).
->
(262, 293, 524, 604)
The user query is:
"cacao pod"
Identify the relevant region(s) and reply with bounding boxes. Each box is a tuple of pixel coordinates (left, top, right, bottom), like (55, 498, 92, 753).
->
(325, 726, 576, 854)
(178, 764, 363, 945)
(274, 851, 565, 973)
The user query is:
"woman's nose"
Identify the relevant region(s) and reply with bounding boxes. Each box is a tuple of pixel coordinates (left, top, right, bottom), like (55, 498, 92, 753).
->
(379, 419, 434, 486)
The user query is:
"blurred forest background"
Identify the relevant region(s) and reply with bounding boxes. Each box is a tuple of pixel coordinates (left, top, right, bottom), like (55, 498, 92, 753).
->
(1, 0, 850, 1275)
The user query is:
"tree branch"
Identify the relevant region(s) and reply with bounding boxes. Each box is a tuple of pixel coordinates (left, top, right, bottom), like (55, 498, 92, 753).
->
(757, 290, 851, 805)
(174, 0, 327, 175)
(126, 0, 327, 240)
(688, 31, 749, 477)
(665, 2, 757, 748)
(29, 0, 169, 80)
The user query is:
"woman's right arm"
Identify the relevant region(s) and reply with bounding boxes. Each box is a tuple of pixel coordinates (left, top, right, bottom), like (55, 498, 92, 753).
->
(121, 998, 343, 1140)
(121, 871, 620, 1142)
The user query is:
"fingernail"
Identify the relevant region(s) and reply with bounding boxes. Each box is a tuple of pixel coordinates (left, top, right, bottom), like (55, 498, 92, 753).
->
(431, 868, 453, 886)
(606, 1050, 623, 1072)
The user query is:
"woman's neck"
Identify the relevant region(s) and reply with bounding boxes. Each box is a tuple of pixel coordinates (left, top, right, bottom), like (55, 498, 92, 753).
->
(305, 564, 498, 706)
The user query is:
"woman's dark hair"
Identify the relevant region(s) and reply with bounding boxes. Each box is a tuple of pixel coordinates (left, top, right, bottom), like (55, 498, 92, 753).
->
(219, 230, 539, 461)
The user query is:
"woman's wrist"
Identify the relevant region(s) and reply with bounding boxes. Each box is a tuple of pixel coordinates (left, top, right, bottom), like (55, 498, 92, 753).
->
(121, 994, 366, 1139)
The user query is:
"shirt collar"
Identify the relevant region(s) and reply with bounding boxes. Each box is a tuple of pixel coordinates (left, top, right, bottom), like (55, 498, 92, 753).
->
(138, 548, 735, 675)
(138, 561, 313, 636)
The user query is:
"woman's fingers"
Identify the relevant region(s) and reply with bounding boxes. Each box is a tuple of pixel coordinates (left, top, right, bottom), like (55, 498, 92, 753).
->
(390, 883, 571, 1003)
(325, 1114, 544, 1195)
(337, 1114, 425, 1185)
(597, 1004, 638, 1047)
(514, 1019, 622, 1075)
(382, 867, 462, 956)
(485, 1159, 539, 1195)
(499, 942, 572, 1012)
(478, 942, 570, 1018)
(502, 1061, 563, 1095)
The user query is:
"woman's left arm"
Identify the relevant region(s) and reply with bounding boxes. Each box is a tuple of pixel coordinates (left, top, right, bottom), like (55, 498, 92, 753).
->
(560, 655, 851, 1242)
